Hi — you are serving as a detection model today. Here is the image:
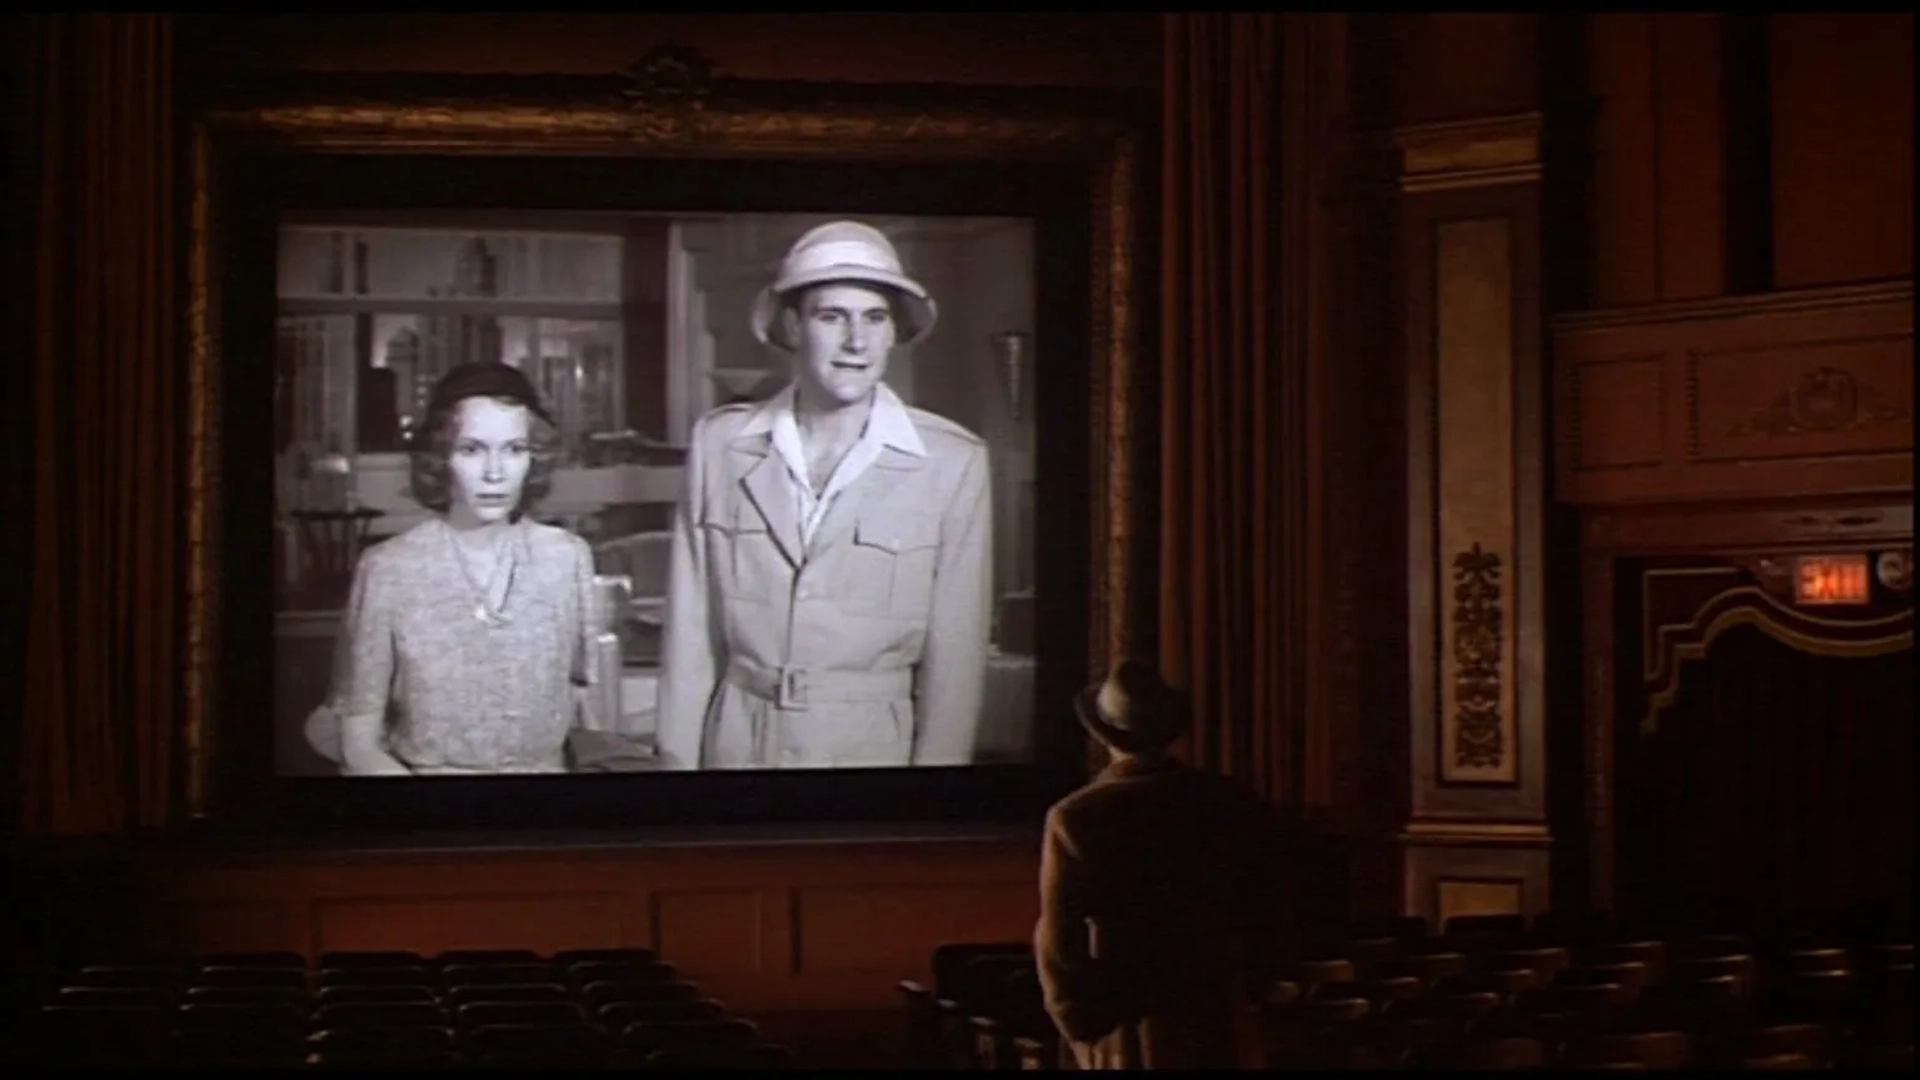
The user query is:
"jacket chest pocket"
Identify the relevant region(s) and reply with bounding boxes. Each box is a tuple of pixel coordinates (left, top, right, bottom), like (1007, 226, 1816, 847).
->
(842, 512, 941, 619)
(702, 509, 784, 604)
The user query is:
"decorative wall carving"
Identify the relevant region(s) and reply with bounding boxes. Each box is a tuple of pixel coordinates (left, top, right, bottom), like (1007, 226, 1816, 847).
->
(1450, 543, 1506, 770)
(1552, 281, 1913, 506)
(1727, 365, 1911, 438)
(619, 42, 719, 111)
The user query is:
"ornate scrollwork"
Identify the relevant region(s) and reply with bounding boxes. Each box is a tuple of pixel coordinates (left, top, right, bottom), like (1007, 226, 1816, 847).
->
(1728, 365, 1911, 438)
(615, 42, 718, 143)
(1637, 565, 1914, 735)
(1451, 543, 1505, 770)
(619, 42, 718, 111)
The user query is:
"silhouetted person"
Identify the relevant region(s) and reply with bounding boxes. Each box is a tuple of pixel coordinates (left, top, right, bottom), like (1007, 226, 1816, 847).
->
(1035, 660, 1289, 1069)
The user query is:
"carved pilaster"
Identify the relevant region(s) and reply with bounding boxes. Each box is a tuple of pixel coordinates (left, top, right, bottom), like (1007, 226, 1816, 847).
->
(1389, 110, 1551, 928)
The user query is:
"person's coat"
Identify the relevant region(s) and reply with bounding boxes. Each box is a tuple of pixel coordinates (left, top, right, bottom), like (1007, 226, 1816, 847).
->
(654, 396, 992, 769)
(1035, 755, 1290, 1069)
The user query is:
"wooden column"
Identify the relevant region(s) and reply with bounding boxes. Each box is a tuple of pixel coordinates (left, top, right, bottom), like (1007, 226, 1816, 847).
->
(1390, 112, 1552, 929)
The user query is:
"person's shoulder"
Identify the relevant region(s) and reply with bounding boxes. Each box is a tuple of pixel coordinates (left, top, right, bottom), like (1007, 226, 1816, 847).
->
(1046, 781, 1111, 829)
(1172, 764, 1264, 803)
(524, 520, 592, 563)
(906, 406, 987, 455)
(361, 521, 436, 567)
(691, 402, 758, 445)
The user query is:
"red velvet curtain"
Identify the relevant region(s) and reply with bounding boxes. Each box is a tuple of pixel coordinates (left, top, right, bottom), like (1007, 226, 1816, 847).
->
(16, 14, 180, 836)
(1618, 624, 1916, 926)
(1157, 13, 1311, 803)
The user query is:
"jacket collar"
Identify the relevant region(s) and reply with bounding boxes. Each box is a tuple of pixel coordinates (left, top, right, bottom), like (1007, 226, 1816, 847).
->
(736, 381, 927, 459)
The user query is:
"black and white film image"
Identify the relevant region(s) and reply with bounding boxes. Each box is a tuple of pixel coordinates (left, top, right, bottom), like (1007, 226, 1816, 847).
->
(274, 211, 1039, 778)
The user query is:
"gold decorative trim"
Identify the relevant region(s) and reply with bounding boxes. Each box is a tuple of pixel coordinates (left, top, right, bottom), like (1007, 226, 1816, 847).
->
(200, 102, 1124, 160)
(183, 81, 1143, 816)
(1640, 605, 1912, 735)
(1393, 112, 1542, 193)
(1400, 821, 1551, 847)
(185, 124, 218, 820)
(1092, 133, 1139, 665)
(1727, 365, 1911, 438)
(617, 42, 718, 111)
(1550, 279, 1912, 333)
(1641, 568, 1910, 687)
(1450, 544, 1505, 771)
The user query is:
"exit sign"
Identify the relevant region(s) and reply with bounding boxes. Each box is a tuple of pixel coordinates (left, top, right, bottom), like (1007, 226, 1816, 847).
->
(1795, 554, 1872, 606)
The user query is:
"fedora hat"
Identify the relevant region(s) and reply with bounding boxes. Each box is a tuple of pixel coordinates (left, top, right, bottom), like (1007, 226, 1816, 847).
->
(1075, 659, 1192, 755)
(749, 220, 938, 352)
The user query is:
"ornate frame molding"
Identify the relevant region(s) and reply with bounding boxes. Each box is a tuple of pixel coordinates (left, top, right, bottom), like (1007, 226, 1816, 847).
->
(1578, 499, 1915, 908)
(1636, 565, 1914, 735)
(184, 51, 1147, 817)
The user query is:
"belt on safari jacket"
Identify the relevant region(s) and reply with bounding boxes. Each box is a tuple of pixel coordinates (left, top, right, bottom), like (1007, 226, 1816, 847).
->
(725, 658, 914, 712)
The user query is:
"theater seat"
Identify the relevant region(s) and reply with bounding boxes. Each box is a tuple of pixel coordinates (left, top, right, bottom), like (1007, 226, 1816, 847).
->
(645, 1043, 795, 1069)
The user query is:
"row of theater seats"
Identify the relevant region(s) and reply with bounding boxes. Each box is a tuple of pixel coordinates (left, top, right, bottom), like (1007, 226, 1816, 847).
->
(901, 910, 1914, 1070)
(13, 946, 793, 1069)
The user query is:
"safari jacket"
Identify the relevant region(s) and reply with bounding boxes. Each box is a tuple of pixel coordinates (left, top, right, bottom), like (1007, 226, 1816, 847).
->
(654, 393, 992, 769)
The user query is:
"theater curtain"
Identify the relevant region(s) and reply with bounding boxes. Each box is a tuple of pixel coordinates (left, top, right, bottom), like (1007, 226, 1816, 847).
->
(1618, 624, 1915, 926)
(1157, 13, 1316, 804)
(17, 14, 180, 836)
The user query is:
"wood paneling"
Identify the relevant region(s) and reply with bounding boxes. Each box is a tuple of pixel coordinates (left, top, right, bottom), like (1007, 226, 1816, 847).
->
(797, 882, 1036, 975)
(1436, 879, 1525, 926)
(1770, 14, 1914, 288)
(1584, 498, 1913, 557)
(176, 13, 1161, 89)
(139, 836, 1041, 1012)
(1585, 14, 1661, 307)
(150, 899, 296, 957)
(655, 889, 768, 976)
(1581, 14, 1915, 304)
(1394, 14, 1541, 125)
(1585, 14, 1732, 306)
(1554, 283, 1913, 506)
(1398, 830, 1551, 929)
(1570, 356, 1665, 469)
(1650, 14, 1727, 300)
(313, 893, 626, 958)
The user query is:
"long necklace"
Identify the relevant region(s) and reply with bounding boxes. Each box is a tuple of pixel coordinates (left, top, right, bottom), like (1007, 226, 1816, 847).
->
(447, 521, 513, 628)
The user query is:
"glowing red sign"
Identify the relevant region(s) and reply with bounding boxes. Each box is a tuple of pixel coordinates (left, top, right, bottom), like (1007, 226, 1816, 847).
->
(1794, 554, 1871, 606)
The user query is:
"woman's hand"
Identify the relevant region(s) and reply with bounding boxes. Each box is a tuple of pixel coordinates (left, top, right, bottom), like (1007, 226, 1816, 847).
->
(344, 750, 413, 777)
(340, 712, 413, 777)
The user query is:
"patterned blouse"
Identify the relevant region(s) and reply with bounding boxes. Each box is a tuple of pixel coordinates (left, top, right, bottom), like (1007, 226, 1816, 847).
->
(333, 518, 597, 773)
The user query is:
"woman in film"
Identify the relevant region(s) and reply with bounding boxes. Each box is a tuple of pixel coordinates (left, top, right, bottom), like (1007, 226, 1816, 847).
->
(310, 361, 603, 776)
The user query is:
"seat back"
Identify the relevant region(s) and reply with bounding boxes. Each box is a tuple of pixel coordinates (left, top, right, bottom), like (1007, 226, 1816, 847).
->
(443, 982, 569, 1009)
(599, 996, 727, 1031)
(621, 1016, 758, 1061)
(930, 942, 1030, 1002)
(314, 1000, 448, 1029)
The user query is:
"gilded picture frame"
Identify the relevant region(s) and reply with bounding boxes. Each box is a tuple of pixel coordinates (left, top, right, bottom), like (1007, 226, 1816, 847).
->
(183, 52, 1145, 817)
